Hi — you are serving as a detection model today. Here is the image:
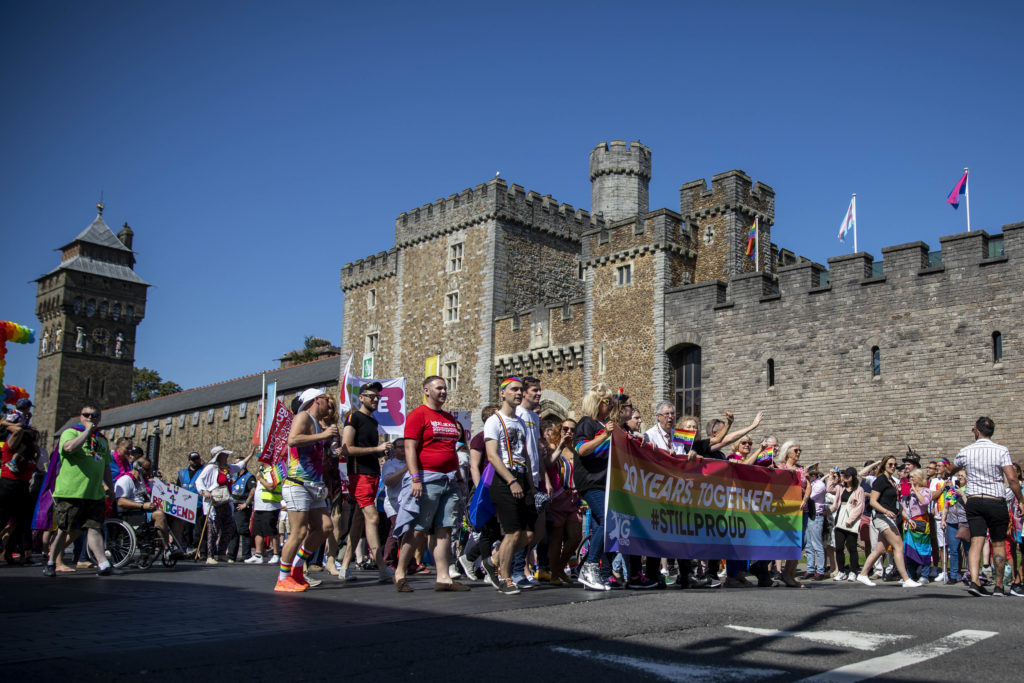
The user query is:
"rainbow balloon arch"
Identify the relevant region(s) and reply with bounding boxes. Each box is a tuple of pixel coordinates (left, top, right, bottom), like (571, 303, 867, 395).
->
(0, 320, 35, 394)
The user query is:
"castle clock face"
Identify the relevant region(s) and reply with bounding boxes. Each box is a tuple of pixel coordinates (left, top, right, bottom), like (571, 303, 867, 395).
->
(92, 327, 109, 344)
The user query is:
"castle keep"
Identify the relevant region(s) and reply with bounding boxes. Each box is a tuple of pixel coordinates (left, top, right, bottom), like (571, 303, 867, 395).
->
(341, 141, 1024, 464)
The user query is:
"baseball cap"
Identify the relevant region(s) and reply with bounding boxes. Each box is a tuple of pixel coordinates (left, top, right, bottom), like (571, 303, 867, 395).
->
(298, 387, 327, 411)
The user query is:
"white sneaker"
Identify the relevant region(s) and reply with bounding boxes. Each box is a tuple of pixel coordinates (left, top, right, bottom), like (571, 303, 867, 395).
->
(833, 572, 847, 581)
(580, 562, 610, 591)
(902, 578, 922, 588)
(244, 555, 263, 564)
(449, 563, 462, 579)
(268, 554, 280, 564)
(935, 572, 947, 583)
(919, 576, 929, 585)
(856, 574, 876, 587)
(847, 573, 858, 582)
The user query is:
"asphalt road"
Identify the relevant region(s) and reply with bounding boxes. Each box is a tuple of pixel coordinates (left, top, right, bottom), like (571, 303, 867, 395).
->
(1, 561, 1016, 682)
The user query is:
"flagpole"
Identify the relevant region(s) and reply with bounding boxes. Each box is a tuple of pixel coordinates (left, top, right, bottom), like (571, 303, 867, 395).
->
(852, 194, 858, 252)
(964, 167, 971, 232)
(260, 373, 266, 450)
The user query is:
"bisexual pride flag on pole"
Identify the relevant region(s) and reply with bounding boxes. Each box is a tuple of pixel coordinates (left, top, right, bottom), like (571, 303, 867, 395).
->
(946, 170, 968, 209)
(604, 430, 802, 561)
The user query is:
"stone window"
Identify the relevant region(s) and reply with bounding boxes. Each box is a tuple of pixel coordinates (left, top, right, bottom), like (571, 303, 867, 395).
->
(703, 226, 715, 246)
(85, 377, 91, 397)
(366, 332, 379, 353)
(192, 412, 200, 426)
(598, 343, 606, 374)
(615, 264, 632, 287)
(239, 403, 247, 419)
(99, 301, 108, 318)
(448, 243, 464, 272)
(73, 297, 83, 314)
(767, 358, 775, 388)
(222, 406, 231, 421)
(86, 299, 96, 317)
(125, 305, 134, 323)
(100, 378, 106, 398)
(671, 345, 701, 419)
(871, 346, 881, 376)
(578, 262, 584, 280)
(112, 303, 121, 321)
(368, 288, 376, 309)
(207, 408, 215, 424)
(178, 414, 186, 427)
(993, 332, 1002, 363)
(445, 292, 460, 323)
(444, 362, 458, 393)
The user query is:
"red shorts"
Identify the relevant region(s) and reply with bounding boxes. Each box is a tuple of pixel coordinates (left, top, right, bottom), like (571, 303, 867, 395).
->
(350, 473, 380, 509)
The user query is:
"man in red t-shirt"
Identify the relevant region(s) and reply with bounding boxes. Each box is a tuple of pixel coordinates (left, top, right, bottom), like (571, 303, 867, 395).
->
(392, 376, 470, 592)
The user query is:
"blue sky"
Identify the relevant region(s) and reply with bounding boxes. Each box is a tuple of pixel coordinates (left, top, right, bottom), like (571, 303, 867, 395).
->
(2, 1, 1021, 396)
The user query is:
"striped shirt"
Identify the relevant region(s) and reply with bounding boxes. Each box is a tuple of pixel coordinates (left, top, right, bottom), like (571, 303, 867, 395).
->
(954, 438, 1011, 498)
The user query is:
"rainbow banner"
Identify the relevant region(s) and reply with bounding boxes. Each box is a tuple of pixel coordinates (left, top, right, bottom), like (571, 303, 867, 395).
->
(605, 430, 803, 560)
(672, 428, 695, 451)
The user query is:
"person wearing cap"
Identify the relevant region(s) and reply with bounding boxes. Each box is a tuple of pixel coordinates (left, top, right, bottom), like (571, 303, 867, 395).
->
(174, 451, 207, 555)
(339, 381, 394, 583)
(275, 387, 338, 592)
(196, 445, 254, 564)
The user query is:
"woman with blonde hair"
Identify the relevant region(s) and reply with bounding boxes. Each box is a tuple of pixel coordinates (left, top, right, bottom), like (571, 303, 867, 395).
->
(573, 383, 617, 590)
(774, 441, 808, 587)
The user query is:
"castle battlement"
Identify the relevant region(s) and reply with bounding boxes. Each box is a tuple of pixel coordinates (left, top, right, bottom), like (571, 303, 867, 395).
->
(667, 223, 1024, 314)
(679, 170, 775, 222)
(394, 177, 603, 247)
(589, 140, 652, 181)
(340, 248, 397, 291)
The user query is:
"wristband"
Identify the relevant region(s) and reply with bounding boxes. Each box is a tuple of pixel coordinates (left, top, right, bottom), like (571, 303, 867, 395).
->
(411, 473, 422, 482)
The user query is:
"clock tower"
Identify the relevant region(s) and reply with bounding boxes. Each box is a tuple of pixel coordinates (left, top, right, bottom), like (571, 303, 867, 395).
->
(33, 203, 149, 445)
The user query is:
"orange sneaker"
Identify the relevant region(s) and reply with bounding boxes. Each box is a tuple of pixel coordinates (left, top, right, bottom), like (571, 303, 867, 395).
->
(275, 576, 308, 592)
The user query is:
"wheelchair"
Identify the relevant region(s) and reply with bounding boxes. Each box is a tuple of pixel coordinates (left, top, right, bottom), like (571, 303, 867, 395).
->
(88, 514, 183, 570)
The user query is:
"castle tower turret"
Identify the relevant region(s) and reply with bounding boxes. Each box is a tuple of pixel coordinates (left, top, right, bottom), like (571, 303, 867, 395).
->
(589, 140, 651, 223)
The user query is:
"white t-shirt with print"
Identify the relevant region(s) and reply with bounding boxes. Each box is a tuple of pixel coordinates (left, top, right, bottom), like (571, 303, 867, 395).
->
(484, 412, 529, 473)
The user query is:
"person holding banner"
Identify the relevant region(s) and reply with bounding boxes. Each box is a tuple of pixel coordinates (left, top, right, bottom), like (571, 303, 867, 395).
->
(274, 388, 337, 592)
(573, 383, 617, 591)
(114, 458, 182, 558)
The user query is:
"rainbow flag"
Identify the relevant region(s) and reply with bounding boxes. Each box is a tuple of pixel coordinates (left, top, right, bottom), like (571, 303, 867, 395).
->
(745, 221, 757, 258)
(946, 170, 968, 209)
(606, 430, 802, 560)
(756, 445, 775, 467)
(672, 428, 695, 452)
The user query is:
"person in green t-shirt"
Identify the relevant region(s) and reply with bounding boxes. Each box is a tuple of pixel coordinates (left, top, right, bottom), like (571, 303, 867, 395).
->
(43, 404, 118, 577)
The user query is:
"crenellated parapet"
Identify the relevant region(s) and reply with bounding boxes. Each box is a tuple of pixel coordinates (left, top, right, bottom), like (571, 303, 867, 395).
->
(393, 177, 602, 248)
(679, 170, 775, 225)
(340, 248, 397, 291)
(667, 223, 1023, 314)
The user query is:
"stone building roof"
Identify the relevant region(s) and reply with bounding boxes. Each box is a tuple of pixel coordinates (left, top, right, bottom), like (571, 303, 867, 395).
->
(41, 254, 149, 285)
(78, 355, 342, 432)
(60, 214, 134, 252)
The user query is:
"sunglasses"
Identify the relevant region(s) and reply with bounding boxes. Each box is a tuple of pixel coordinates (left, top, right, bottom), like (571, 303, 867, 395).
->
(360, 393, 380, 399)
(561, 426, 573, 432)
(792, 448, 802, 453)
(81, 412, 100, 419)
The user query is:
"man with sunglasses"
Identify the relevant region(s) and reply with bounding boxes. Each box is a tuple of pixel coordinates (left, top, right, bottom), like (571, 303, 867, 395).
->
(340, 381, 394, 583)
(43, 406, 119, 577)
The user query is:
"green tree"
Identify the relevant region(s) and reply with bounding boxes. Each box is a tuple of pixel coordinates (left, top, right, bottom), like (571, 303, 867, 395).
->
(132, 367, 183, 402)
(286, 335, 331, 364)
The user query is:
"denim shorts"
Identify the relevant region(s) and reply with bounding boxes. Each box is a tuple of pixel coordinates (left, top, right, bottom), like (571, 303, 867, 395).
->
(410, 477, 459, 531)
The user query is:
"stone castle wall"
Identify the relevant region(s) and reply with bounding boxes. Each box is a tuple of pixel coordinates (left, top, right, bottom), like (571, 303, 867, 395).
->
(665, 223, 1024, 467)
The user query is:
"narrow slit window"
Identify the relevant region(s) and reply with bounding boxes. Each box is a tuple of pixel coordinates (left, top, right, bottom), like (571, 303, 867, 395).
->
(993, 331, 1003, 363)
(871, 346, 881, 376)
(767, 358, 775, 387)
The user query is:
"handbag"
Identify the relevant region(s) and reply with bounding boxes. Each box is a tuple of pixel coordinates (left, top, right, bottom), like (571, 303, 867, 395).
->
(955, 523, 971, 542)
(211, 486, 231, 505)
(304, 481, 328, 501)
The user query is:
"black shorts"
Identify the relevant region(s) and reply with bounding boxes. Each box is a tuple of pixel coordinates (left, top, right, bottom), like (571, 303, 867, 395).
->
(488, 471, 537, 535)
(53, 497, 105, 531)
(966, 496, 1010, 542)
(252, 509, 279, 537)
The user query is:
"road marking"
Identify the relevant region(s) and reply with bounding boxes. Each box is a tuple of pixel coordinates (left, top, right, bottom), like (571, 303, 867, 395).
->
(725, 625, 911, 651)
(550, 646, 785, 682)
(798, 629, 998, 683)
